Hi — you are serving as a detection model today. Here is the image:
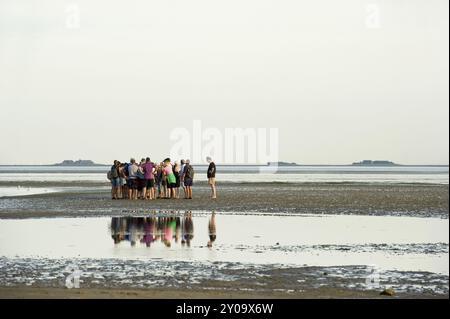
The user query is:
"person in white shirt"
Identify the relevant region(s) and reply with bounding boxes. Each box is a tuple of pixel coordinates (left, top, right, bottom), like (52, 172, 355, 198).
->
(127, 158, 139, 200)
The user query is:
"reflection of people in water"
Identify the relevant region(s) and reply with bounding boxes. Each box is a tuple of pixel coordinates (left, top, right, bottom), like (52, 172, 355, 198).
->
(163, 216, 177, 247)
(207, 211, 217, 248)
(182, 211, 194, 247)
(143, 217, 156, 247)
(110, 212, 188, 248)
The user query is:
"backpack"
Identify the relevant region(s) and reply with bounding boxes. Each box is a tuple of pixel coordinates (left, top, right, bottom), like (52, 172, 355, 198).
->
(110, 166, 119, 179)
(124, 164, 130, 177)
(185, 165, 194, 179)
(107, 170, 112, 180)
(136, 167, 145, 179)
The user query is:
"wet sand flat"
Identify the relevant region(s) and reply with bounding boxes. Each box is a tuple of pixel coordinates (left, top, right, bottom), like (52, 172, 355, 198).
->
(0, 257, 447, 299)
(0, 182, 448, 219)
(0, 182, 447, 299)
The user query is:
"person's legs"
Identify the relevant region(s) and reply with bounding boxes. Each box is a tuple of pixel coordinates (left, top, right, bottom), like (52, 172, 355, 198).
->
(210, 178, 217, 199)
(117, 182, 122, 199)
(184, 179, 192, 199)
(113, 183, 119, 199)
(132, 180, 138, 200)
(127, 180, 133, 199)
(123, 184, 128, 199)
(137, 179, 145, 199)
(142, 183, 147, 199)
(149, 181, 154, 199)
(208, 179, 213, 198)
(149, 180, 155, 200)
(112, 179, 120, 199)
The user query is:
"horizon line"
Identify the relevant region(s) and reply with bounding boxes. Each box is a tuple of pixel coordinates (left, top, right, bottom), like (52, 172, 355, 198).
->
(0, 163, 448, 167)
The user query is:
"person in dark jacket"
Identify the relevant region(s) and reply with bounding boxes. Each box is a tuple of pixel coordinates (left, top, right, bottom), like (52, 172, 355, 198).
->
(206, 156, 217, 199)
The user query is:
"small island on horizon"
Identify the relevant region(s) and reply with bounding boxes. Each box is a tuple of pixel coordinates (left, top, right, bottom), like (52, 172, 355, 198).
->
(53, 159, 106, 167)
(267, 161, 299, 166)
(352, 160, 399, 166)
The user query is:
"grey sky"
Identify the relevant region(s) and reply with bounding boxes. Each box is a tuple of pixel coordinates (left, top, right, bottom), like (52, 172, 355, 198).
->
(0, 0, 448, 165)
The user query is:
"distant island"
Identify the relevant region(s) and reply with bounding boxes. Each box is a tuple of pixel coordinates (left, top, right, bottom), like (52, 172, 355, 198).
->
(53, 160, 106, 166)
(352, 160, 399, 166)
(267, 161, 299, 166)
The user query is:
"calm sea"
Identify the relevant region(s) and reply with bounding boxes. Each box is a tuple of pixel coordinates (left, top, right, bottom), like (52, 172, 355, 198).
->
(0, 165, 448, 184)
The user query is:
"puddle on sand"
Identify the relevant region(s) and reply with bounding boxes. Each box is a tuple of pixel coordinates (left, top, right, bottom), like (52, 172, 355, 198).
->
(0, 187, 59, 197)
(0, 212, 448, 275)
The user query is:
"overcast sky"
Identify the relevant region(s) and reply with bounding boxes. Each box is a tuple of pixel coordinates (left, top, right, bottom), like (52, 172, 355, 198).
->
(0, 0, 448, 165)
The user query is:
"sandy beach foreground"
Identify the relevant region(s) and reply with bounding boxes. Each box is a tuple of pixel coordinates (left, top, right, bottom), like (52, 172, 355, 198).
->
(0, 287, 444, 299)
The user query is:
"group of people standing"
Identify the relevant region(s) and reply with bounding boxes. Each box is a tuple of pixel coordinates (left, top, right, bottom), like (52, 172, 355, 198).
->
(108, 157, 216, 201)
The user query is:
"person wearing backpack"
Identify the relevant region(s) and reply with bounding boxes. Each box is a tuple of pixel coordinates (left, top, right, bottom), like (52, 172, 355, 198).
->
(183, 159, 194, 199)
(163, 158, 176, 199)
(109, 160, 120, 200)
(180, 159, 187, 198)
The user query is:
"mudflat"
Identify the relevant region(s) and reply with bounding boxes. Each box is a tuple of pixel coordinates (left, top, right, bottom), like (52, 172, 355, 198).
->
(0, 182, 447, 219)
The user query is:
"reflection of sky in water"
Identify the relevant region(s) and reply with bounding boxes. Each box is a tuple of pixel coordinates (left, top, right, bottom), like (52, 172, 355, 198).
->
(0, 186, 58, 197)
(0, 212, 448, 275)
(0, 186, 106, 197)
